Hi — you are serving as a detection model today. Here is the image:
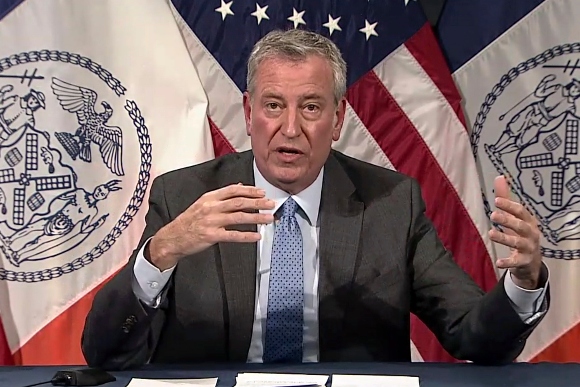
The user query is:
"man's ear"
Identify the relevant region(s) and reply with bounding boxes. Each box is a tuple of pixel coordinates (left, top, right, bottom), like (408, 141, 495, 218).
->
(243, 91, 252, 136)
(332, 97, 347, 141)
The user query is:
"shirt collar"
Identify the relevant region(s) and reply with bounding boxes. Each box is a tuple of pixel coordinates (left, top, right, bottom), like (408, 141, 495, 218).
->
(253, 159, 322, 226)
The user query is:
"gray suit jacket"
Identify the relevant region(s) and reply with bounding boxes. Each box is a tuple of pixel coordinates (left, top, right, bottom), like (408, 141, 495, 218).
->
(81, 150, 548, 370)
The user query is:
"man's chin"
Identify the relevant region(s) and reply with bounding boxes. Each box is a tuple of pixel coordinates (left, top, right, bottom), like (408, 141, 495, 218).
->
(268, 167, 307, 189)
(273, 170, 302, 184)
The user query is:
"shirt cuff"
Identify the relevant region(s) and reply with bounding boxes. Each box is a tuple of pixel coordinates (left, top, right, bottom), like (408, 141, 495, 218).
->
(503, 263, 549, 324)
(131, 237, 176, 308)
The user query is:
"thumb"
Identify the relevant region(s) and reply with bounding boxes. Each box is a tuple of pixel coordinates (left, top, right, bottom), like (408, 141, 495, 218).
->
(496, 255, 519, 269)
(494, 175, 511, 200)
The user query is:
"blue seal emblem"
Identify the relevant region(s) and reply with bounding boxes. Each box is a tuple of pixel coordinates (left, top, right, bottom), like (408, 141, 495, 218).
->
(473, 43, 580, 260)
(0, 50, 152, 280)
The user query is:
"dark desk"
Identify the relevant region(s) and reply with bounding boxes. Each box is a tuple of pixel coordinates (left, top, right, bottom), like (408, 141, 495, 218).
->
(2, 362, 579, 387)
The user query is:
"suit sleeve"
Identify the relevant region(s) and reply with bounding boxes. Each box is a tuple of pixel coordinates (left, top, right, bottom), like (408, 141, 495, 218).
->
(81, 174, 172, 370)
(407, 179, 550, 365)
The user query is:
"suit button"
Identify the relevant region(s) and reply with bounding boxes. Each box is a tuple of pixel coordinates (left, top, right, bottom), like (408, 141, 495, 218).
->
(122, 315, 137, 333)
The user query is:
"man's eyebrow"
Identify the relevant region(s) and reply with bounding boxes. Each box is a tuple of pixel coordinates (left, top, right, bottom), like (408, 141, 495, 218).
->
(259, 91, 327, 102)
(261, 91, 283, 99)
(300, 93, 325, 101)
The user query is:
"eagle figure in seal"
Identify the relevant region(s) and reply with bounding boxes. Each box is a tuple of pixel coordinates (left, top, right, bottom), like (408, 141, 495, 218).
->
(51, 77, 124, 176)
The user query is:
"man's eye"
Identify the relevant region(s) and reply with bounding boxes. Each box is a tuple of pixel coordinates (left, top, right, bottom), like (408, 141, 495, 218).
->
(267, 103, 279, 109)
(305, 104, 319, 111)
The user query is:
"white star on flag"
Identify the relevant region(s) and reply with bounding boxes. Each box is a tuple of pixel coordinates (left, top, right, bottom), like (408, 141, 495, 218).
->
(288, 8, 306, 29)
(215, 0, 234, 20)
(359, 20, 378, 40)
(251, 3, 269, 25)
(323, 14, 342, 36)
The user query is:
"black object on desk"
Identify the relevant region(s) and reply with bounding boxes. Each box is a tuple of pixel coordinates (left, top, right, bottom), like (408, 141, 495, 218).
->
(20, 368, 115, 387)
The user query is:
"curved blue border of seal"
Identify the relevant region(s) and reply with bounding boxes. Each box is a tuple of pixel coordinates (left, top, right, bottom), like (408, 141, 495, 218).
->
(0, 50, 152, 281)
(470, 43, 580, 260)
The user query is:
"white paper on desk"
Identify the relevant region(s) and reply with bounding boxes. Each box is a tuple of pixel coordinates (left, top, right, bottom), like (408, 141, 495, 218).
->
(126, 377, 218, 387)
(235, 372, 329, 386)
(155, 379, 218, 385)
(331, 374, 419, 387)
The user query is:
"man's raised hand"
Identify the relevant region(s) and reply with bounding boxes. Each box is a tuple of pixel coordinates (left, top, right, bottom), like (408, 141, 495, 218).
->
(148, 184, 275, 270)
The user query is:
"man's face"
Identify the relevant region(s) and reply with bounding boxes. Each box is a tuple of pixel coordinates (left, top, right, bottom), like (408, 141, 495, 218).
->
(27, 96, 39, 110)
(243, 54, 346, 194)
(94, 186, 108, 200)
(570, 84, 580, 98)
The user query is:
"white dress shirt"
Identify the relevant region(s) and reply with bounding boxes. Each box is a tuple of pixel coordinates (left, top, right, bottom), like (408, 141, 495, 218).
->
(131, 160, 548, 362)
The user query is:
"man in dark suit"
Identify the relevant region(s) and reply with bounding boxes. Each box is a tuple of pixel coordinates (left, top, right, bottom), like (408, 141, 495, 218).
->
(81, 29, 549, 370)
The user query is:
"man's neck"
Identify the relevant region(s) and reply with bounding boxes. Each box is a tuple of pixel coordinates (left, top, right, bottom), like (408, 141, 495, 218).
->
(252, 159, 323, 225)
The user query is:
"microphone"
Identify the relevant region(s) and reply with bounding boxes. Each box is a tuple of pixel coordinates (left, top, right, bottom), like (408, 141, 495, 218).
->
(20, 368, 116, 387)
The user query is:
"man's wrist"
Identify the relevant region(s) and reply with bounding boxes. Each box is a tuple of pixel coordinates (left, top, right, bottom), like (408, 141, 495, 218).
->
(509, 262, 548, 290)
(511, 275, 539, 290)
(147, 233, 180, 271)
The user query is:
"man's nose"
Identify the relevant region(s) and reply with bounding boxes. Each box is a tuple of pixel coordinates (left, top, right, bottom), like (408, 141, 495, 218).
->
(281, 108, 302, 138)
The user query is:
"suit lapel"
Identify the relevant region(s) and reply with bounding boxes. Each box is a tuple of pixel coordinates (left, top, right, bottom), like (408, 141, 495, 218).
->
(217, 151, 258, 361)
(318, 152, 364, 359)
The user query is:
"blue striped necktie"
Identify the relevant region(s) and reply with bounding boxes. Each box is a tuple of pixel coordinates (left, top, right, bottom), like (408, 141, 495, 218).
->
(263, 197, 304, 363)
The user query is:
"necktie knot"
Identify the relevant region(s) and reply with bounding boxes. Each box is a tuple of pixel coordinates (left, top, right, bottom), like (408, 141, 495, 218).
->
(280, 197, 299, 218)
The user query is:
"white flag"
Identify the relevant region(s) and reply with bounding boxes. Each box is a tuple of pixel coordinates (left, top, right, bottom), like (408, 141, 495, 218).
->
(0, 0, 213, 363)
(439, 0, 580, 361)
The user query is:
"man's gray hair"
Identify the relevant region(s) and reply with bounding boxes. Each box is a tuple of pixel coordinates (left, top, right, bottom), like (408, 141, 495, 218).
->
(246, 29, 347, 104)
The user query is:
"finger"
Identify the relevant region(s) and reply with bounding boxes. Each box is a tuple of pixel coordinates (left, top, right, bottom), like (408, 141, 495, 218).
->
(488, 228, 533, 253)
(495, 257, 520, 269)
(219, 197, 276, 213)
(214, 211, 274, 227)
(492, 175, 515, 229)
(496, 256, 536, 271)
(490, 208, 533, 237)
(493, 175, 511, 201)
(208, 184, 266, 201)
(494, 197, 534, 227)
(219, 229, 263, 243)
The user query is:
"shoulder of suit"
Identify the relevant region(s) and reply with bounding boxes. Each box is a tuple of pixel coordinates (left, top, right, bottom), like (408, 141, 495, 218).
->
(330, 150, 414, 188)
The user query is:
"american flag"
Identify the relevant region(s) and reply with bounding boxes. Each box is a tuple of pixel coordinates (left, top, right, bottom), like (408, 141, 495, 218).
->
(169, 0, 497, 363)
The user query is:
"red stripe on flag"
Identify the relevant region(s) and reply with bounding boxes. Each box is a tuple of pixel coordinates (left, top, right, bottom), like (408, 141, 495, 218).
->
(346, 71, 496, 361)
(209, 116, 236, 157)
(346, 72, 496, 288)
(404, 23, 468, 129)
(0, 317, 13, 365)
(530, 322, 580, 363)
(411, 317, 456, 362)
(12, 271, 116, 365)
